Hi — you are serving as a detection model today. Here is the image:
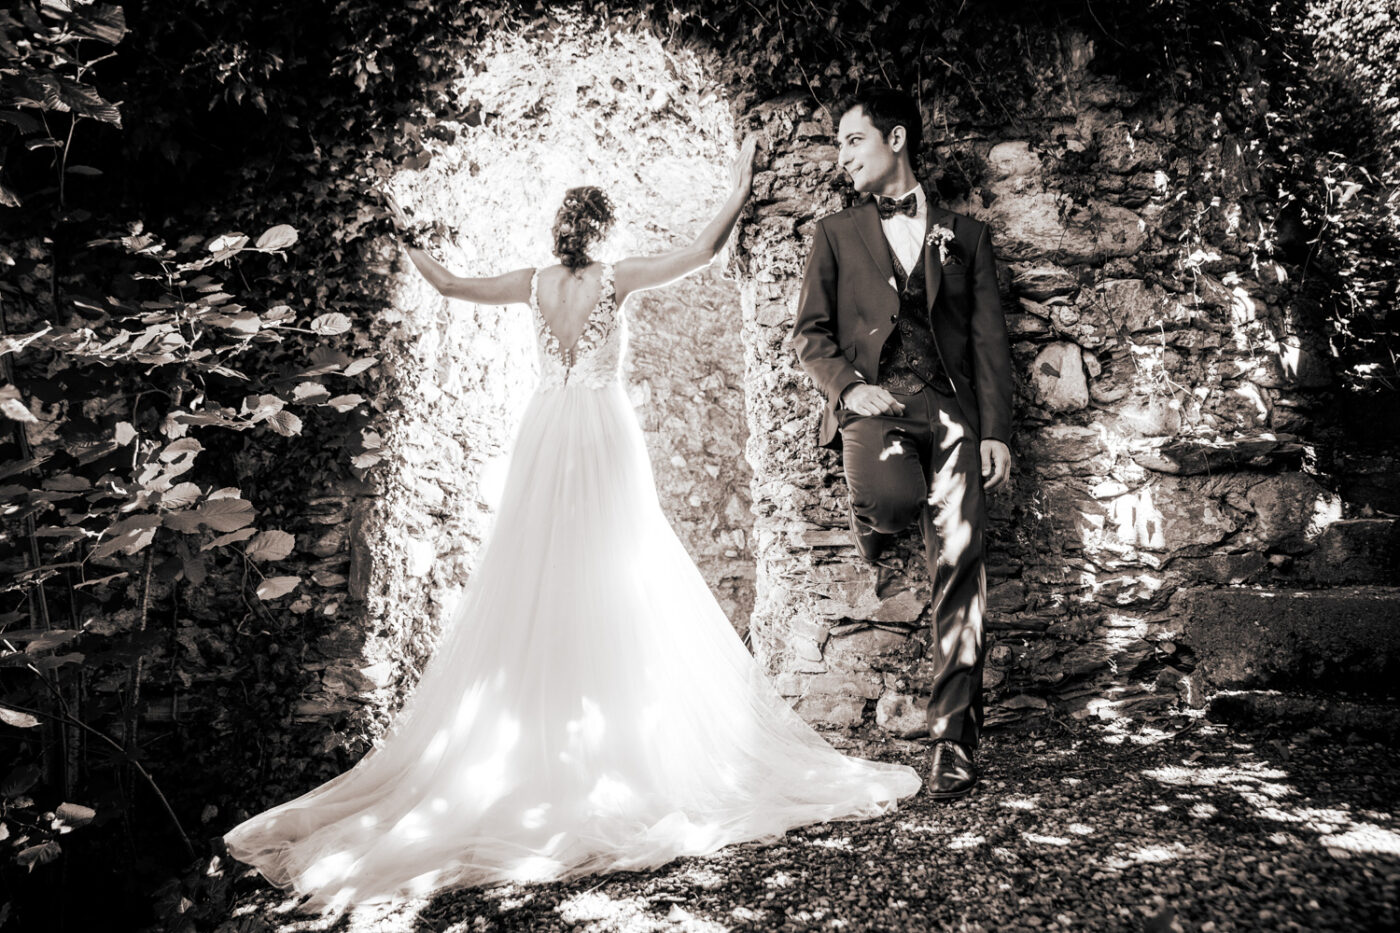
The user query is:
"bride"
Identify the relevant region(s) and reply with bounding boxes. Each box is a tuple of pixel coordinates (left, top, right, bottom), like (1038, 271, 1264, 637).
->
(223, 135, 921, 912)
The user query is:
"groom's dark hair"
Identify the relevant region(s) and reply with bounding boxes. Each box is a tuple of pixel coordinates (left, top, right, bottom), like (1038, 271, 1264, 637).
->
(835, 87, 923, 169)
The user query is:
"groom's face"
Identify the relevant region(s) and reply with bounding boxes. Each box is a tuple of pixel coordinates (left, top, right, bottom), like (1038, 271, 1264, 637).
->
(837, 106, 903, 194)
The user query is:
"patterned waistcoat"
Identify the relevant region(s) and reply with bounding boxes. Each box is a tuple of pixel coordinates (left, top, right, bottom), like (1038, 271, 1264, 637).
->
(876, 237, 954, 396)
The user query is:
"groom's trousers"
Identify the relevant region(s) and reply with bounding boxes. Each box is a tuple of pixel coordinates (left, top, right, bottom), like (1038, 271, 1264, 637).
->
(837, 384, 987, 749)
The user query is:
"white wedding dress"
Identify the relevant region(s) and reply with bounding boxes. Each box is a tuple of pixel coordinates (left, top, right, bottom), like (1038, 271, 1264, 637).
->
(223, 262, 921, 911)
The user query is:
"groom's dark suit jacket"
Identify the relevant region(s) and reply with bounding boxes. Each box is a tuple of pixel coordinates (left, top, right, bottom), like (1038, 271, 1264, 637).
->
(792, 199, 1013, 449)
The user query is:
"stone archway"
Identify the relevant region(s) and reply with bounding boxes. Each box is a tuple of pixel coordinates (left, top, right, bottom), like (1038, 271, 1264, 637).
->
(337, 14, 755, 733)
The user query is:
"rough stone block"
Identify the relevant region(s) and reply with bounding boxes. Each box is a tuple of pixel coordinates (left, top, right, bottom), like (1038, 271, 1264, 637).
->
(776, 670, 884, 700)
(823, 626, 913, 670)
(986, 192, 1147, 264)
(1011, 263, 1078, 300)
(792, 527, 851, 548)
(1207, 690, 1400, 742)
(1245, 473, 1342, 553)
(1297, 519, 1400, 585)
(988, 580, 1029, 613)
(1030, 341, 1089, 411)
(875, 692, 928, 738)
(1031, 424, 1104, 463)
(1117, 395, 1182, 438)
(1084, 279, 1189, 335)
(792, 694, 867, 727)
(1175, 585, 1400, 693)
(1107, 480, 1238, 551)
(1251, 337, 1332, 389)
(986, 140, 1043, 181)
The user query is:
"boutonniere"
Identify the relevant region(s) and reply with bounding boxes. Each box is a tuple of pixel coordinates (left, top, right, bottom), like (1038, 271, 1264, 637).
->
(926, 224, 957, 265)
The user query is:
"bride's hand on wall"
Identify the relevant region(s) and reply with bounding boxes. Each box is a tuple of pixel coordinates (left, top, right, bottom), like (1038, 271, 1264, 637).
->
(377, 185, 414, 237)
(730, 133, 759, 196)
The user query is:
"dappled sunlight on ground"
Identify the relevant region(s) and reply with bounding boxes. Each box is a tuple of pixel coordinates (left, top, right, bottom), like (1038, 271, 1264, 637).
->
(224, 715, 1399, 932)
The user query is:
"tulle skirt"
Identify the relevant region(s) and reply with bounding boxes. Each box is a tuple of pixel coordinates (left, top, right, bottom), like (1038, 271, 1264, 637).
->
(223, 379, 920, 911)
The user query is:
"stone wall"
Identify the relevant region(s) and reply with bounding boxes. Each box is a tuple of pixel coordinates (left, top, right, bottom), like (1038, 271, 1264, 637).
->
(734, 33, 1383, 733)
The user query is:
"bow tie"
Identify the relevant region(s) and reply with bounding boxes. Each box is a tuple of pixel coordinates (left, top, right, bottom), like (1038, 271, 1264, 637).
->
(876, 193, 918, 220)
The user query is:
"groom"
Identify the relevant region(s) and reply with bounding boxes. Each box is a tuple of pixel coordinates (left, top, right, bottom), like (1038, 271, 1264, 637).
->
(791, 87, 1013, 800)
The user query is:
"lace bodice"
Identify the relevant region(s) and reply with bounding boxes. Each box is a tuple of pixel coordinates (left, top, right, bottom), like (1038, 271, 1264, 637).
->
(530, 262, 627, 390)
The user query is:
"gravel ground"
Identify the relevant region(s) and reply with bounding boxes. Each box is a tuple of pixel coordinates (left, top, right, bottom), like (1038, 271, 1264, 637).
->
(214, 714, 1400, 933)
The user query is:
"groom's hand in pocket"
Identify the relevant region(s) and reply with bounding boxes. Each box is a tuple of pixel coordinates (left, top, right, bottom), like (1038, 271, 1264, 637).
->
(840, 384, 906, 417)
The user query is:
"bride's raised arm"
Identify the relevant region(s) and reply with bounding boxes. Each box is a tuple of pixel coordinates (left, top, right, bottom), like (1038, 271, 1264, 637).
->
(378, 186, 534, 306)
(410, 258, 534, 306)
(613, 134, 758, 302)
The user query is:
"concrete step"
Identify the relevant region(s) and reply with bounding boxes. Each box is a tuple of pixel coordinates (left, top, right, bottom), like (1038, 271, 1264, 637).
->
(1292, 518, 1399, 585)
(1173, 585, 1400, 694)
(1208, 689, 1400, 743)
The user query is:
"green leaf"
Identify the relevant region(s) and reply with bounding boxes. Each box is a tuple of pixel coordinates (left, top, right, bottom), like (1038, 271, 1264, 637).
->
(206, 233, 249, 253)
(254, 225, 298, 251)
(52, 802, 96, 831)
(1, 763, 41, 795)
(57, 77, 121, 125)
(246, 530, 295, 562)
(351, 452, 381, 469)
(160, 482, 202, 509)
(16, 841, 61, 870)
(255, 576, 301, 600)
(310, 312, 352, 335)
(301, 346, 352, 376)
(0, 385, 36, 423)
(343, 356, 378, 376)
(17, 629, 82, 653)
(163, 512, 204, 533)
(89, 514, 159, 560)
(159, 438, 203, 461)
(265, 410, 302, 437)
(293, 381, 330, 403)
(197, 498, 255, 533)
(0, 111, 44, 134)
(209, 311, 261, 333)
(0, 707, 40, 728)
(71, 3, 126, 44)
(325, 394, 364, 412)
(243, 394, 284, 421)
(202, 526, 257, 551)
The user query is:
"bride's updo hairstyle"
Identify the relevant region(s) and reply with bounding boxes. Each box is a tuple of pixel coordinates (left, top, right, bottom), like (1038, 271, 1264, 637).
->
(551, 186, 615, 273)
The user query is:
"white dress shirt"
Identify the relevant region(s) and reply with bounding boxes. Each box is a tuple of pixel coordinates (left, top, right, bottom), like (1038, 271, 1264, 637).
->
(880, 184, 927, 275)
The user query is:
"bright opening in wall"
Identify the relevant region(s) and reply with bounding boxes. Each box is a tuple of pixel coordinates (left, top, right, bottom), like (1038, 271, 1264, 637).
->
(372, 13, 756, 677)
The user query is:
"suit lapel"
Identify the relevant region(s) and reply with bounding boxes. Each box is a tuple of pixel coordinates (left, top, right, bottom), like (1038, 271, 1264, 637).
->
(851, 200, 896, 293)
(923, 206, 952, 313)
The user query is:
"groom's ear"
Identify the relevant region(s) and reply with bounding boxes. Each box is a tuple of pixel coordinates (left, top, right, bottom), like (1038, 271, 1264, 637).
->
(887, 124, 906, 154)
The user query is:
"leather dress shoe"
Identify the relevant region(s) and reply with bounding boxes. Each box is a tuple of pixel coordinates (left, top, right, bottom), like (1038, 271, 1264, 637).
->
(927, 739, 978, 800)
